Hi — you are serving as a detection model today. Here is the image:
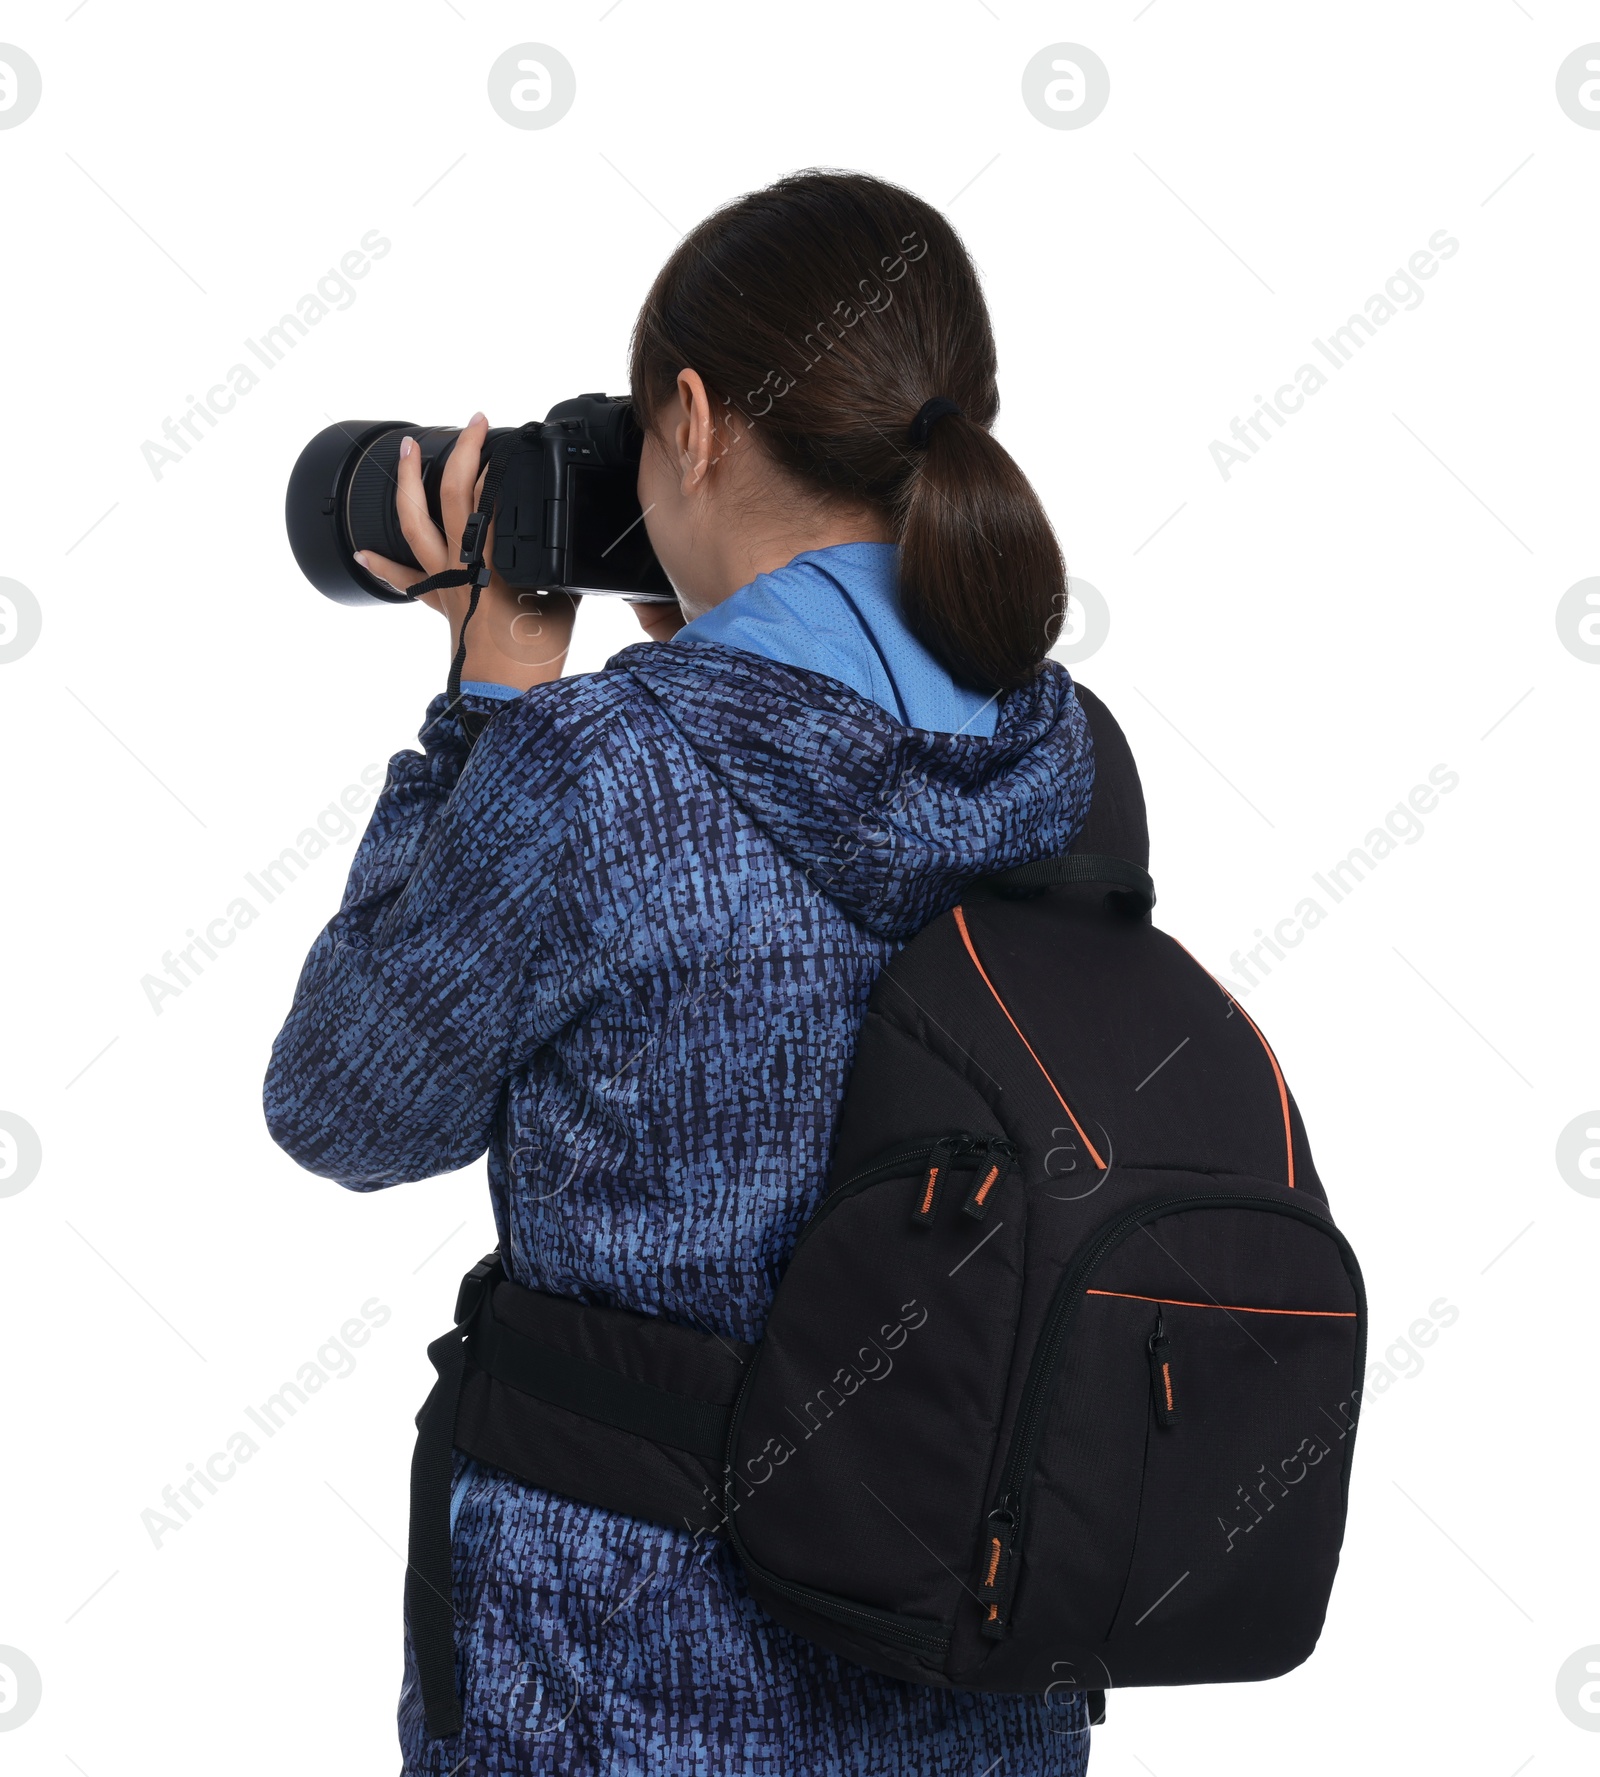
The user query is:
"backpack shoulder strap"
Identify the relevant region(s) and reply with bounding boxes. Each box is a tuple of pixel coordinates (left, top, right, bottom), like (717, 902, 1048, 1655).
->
(1065, 681, 1148, 869)
(982, 681, 1155, 914)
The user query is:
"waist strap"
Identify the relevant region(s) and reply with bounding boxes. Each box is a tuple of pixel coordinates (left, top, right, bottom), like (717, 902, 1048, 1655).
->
(406, 1252, 752, 1740)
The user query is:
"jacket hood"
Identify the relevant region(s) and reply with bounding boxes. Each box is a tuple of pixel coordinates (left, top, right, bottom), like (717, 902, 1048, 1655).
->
(613, 640, 1096, 941)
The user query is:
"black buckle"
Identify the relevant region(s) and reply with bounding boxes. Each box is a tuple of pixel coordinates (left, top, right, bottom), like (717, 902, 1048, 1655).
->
(454, 1249, 503, 1325)
(459, 511, 488, 562)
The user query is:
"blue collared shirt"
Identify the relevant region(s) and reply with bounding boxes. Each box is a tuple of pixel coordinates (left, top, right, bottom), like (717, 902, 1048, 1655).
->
(670, 542, 998, 737)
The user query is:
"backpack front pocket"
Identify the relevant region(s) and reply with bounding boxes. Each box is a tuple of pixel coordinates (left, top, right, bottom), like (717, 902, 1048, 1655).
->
(973, 1190, 1365, 1690)
(726, 1133, 1031, 1673)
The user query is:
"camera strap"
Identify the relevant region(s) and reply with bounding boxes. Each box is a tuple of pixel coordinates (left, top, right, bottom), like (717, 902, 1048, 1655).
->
(394, 431, 533, 721)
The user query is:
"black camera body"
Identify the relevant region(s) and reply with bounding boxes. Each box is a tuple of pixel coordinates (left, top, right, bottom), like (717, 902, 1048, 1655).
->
(286, 394, 675, 606)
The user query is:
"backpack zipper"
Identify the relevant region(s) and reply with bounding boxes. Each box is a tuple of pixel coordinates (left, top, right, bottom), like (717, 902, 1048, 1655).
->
(977, 1190, 1363, 1637)
(789, 1133, 1013, 1255)
(1147, 1305, 1177, 1427)
(799, 1143, 943, 1237)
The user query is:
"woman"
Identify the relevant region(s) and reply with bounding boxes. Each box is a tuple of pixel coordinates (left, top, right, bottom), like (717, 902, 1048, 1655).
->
(265, 169, 1096, 1776)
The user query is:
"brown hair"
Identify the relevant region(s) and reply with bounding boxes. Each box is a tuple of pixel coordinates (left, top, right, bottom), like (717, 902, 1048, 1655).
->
(628, 169, 1066, 693)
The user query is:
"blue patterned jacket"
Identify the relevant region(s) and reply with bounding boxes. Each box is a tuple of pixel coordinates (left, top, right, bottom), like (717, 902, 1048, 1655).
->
(264, 638, 1095, 1775)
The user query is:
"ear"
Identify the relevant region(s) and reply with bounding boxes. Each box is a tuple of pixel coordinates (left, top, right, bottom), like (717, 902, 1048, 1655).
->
(672, 368, 718, 494)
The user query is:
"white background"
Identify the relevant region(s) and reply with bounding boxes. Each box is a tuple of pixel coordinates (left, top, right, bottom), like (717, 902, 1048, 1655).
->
(1, 2, 1596, 1772)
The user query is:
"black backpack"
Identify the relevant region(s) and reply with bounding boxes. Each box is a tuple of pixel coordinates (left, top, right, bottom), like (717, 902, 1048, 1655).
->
(406, 685, 1366, 1739)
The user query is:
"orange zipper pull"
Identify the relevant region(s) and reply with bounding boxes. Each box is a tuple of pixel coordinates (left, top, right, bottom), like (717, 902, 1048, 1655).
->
(961, 1138, 1017, 1222)
(1147, 1307, 1177, 1426)
(912, 1138, 955, 1228)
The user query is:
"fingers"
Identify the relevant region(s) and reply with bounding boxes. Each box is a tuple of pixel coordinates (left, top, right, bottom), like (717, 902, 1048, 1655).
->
(441, 412, 489, 552)
(355, 550, 428, 595)
(394, 435, 447, 575)
(368, 415, 494, 625)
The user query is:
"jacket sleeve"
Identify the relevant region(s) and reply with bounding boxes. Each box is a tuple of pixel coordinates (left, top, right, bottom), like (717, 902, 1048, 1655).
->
(262, 688, 586, 1190)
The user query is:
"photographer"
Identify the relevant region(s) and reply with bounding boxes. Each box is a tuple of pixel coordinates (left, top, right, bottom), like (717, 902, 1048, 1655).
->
(265, 169, 1095, 1775)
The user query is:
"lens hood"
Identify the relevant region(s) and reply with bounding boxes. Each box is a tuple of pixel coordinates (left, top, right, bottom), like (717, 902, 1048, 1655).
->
(285, 420, 417, 604)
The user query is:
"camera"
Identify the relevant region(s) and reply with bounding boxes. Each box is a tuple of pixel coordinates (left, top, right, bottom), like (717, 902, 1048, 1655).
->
(285, 394, 675, 606)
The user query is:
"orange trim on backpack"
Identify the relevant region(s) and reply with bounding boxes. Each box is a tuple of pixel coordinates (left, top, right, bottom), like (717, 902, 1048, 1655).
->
(1161, 1361, 1174, 1411)
(952, 905, 1106, 1171)
(1085, 1287, 1356, 1318)
(974, 1164, 1001, 1205)
(1167, 935, 1296, 1190)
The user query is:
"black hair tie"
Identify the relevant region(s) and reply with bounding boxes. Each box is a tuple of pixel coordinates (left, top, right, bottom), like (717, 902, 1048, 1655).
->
(908, 396, 962, 448)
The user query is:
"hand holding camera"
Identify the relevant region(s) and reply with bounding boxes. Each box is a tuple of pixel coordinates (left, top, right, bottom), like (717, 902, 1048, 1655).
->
(355, 413, 580, 691)
(286, 394, 684, 695)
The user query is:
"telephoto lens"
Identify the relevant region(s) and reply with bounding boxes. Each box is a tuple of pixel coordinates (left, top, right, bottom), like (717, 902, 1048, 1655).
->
(285, 396, 676, 605)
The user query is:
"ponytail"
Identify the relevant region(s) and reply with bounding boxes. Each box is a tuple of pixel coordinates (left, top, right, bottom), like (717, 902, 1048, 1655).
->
(896, 413, 1066, 692)
(630, 168, 1068, 696)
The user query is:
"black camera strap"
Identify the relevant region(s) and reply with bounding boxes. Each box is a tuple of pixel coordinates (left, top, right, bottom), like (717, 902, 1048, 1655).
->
(396, 430, 533, 717)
